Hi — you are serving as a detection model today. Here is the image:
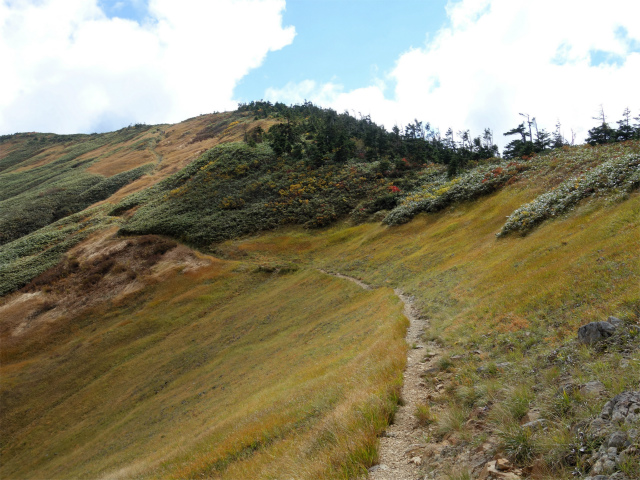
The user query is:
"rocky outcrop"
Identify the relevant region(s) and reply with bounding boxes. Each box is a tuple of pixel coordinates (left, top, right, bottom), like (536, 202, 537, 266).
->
(584, 391, 640, 477)
(600, 391, 640, 425)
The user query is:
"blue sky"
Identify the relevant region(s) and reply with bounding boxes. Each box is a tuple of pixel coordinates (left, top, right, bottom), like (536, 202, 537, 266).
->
(1, 0, 639, 146)
(233, 1, 448, 102)
(94, 0, 450, 104)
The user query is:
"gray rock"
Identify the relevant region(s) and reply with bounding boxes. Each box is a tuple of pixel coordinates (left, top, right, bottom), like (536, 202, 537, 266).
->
(607, 431, 628, 449)
(591, 456, 616, 475)
(584, 476, 630, 480)
(578, 321, 617, 344)
(600, 391, 640, 424)
(607, 316, 623, 326)
(522, 419, 546, 431)
(609, 474, 631, 480)
(582, 380, 606, 395)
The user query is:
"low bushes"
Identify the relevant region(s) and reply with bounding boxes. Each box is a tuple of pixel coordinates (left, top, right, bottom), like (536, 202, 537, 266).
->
(498, 152, 640, 236)
(383, 159, 527, 226)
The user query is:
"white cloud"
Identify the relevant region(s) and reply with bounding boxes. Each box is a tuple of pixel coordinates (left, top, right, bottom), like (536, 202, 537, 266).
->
(265, 0, 640, 148)
(0, 0, 295, 134)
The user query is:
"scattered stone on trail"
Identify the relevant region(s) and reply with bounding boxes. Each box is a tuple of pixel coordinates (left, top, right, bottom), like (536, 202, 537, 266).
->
(409, 456, 422, 465)
(581, 380, 607, 396)
(578, 321, 617, 344)
(368, 464, 389, 473)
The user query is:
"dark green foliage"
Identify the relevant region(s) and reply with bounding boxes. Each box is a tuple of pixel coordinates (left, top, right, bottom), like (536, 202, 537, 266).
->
(0, 163, 153, 245)
(118, 143, 403, 246)
(239, 101, 499, 171)
(503, 123, 536, 159)
(0, 207, 117, 296)
(585, 106, 640, 145)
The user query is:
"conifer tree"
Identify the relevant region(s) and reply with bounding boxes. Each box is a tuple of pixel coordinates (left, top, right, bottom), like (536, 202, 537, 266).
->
(615, 107, 635, 141)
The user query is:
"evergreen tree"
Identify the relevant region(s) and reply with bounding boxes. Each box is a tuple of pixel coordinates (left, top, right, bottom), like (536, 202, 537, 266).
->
(615, 107, 635, 141)
(586, 105, 615, 145)
(534, 128, 552, 151)
(503, 122, 534, 159)
(552, 121, 566, 149)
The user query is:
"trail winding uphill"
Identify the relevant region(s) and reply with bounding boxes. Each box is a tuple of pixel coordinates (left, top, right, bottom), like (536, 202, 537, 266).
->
(318, 270, 442, 480)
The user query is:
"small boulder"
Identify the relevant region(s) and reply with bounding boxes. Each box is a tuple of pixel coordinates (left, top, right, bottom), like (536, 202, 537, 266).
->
(607, 316, 623, 326)
(477, 460, 522, 479)
(578, 321, 616, 345)
(495, 458, 510, 471)
(607, 431, 628, 449)
(582, 380, 606, 396)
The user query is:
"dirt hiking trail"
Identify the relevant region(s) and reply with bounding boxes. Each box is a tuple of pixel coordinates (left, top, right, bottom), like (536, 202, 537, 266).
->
(319, 270, 442, 480)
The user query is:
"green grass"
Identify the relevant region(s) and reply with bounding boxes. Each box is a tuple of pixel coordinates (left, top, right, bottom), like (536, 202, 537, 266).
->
(218, 143, 639, 476)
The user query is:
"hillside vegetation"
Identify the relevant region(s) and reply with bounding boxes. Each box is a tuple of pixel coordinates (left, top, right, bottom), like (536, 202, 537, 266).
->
(1, 104, 639, 479)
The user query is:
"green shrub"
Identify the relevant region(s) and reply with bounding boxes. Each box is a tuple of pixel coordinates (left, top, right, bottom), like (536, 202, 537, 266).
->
(384, 159, 527, 226)
(117, 143, 403, 246)
(415, 402, 436, 426)
(498, 425, 537, 465)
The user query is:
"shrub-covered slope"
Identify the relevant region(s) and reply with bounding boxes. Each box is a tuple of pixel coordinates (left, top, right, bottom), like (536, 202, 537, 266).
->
(117, 142, 402, 245)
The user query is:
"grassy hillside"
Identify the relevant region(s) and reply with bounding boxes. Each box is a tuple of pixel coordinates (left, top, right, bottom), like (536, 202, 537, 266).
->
(1, 106, 639, 479)
(0, 111, 276, 295)
(0, 233, 406, 479)
(218, 147, 640, 477)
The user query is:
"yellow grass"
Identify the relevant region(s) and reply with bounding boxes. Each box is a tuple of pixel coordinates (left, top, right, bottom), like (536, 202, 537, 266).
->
(228, 188, 639, 348)
(0, 238, 406, 479)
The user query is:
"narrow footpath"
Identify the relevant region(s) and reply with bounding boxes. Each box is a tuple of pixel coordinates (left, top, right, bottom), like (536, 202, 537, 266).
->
(319, 270, 442, 480)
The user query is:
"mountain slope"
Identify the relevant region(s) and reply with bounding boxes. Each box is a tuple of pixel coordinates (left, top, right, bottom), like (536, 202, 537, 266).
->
(1, 107, 639, 479)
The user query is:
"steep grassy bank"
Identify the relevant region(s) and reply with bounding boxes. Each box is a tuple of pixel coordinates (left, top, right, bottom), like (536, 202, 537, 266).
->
(0, 233, 407, 479)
